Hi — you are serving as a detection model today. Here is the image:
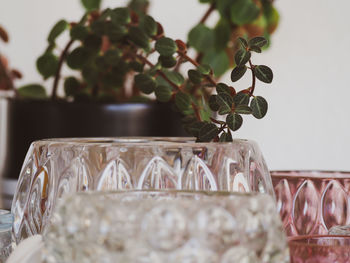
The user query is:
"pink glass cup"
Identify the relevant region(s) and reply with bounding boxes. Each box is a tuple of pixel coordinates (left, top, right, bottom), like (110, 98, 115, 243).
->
(271, 170, 350, 236)
(289, 235, 350, 262)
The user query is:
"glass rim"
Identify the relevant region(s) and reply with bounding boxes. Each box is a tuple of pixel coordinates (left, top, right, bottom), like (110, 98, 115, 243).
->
(31, 137, 256, 147)
(72, 189, 267, 198)
(289, 235, 350, 248)
(271, 170, 350, 179)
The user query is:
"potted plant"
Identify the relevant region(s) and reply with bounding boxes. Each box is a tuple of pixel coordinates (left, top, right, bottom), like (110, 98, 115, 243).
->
(1, 0, 278, 207)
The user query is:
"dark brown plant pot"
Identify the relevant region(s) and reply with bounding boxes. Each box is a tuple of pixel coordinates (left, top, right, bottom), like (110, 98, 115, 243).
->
(1, 99, 187, 196)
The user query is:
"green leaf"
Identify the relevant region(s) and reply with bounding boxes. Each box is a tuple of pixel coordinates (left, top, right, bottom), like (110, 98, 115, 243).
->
(129, 61, 144, 72)
(163, 70, 184, 85)
(64, 77, 80, 97)
(155, 85, 172, 102)
(216, 83, 231, 94)
(66, 47, 90, 69)
(216, 92, 233, 115)
(238, 37, 248, 48)
(226, 113, 243, 131)
(264, 6, 279, 34)
(128, 0, 149, 15)
(202, 49, 230, 77)
(199, 123, 219, 142)
(234, 49, 251, 66)
(231, 66, 247, 82)
(249, 46, 262, 53)
(134, 73, 156, 94)
(217, 0, 233, 19)
(188, 69, 203, 84)
(254, 65, 273, 83)
(155, 37, 177, 57)
(106, 23, 127, 43)
(248, 36, 268, 48)
(128, 27, 149, 50)
(48, 20, 68, 44)
(251, 96, 268, 119)
(230, 0, 260, 25)
(208, 95, 220, 111)
(219, 132, 233, 142)
(175, 92, 191, 112)
(214, 20, 230, 50)
(141, 15, 157, 36)
(197, 64, 211, 75)
(91, 20, 106, 36)
(104, 49, 121, 66)
(82, 65, 99, 84)
(188, 24, 215, 52)
(36, 52, 59, 79)
(17, 84, 47, 99)
(70, 24, 89, 40)
(235, 105, 252, 114)
(233, 91, 250, 106)
(81, 0, 101, 11)
(105, 23, 127, 43)
(184, 121, 206, 138)
(111, 7, 130, 25)
(83, 34, 102, 51)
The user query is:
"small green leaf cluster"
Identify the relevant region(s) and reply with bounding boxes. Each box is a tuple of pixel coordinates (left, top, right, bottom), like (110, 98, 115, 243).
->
(189, 0, 279, 77)
(183, 36, 273, 142)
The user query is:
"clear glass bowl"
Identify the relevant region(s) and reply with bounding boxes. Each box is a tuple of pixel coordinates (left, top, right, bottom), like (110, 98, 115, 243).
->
(289, 235, 350, 262)
(271, 170, 350, 236)
(12, 137, 273, 244)
(0, 210, 14, 262)
(43, 190, 289, 263)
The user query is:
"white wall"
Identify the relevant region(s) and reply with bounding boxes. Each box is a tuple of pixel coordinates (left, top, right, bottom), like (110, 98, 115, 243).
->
(1, 0, 350, 171)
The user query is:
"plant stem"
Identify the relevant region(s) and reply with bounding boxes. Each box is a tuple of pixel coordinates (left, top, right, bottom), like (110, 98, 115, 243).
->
(199, 3, 216, 25)
(248, 59, 256, 96)
(178, 51, 216, 86)
(51, 39, 74, 100)
(0, 56, 14, 91)
(135, 54, 182, 91)
(192, 102, 202, 121)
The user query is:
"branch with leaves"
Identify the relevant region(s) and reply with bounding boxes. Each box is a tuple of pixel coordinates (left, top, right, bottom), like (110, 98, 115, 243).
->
(18, 0, 273, 142)
(187, 0, 279, 77)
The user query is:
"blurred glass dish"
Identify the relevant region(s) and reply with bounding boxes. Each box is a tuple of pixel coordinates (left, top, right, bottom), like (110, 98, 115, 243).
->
(0, 209, 13, 262)
(271, 170, 350, 236)
(6, 235, 43, 263)
(43, 190, 289, 263)
(12, 137, 273, 244)
(289, 235, 350, 263)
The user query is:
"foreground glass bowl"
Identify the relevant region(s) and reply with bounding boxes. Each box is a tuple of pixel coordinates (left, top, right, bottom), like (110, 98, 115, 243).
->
(43, 190, 289, 263)
(289, 235, 350, 263)
(12, 137, 273, 243)
(271, 170, 350, 236)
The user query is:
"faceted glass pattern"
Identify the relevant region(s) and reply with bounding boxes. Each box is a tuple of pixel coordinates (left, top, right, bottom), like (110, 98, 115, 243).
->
(43, 191, 289, 263)
(289, 235, 350, 263)
(271, 170, 350, 236)
(12, 137, 273, 244)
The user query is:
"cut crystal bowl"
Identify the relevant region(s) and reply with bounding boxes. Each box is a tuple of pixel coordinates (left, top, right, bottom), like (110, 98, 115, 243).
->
(271, 170, 350, 236)
(43, 190, 289, 263)
(12, 137, 273, 243)
(289, 235, 350, 263)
